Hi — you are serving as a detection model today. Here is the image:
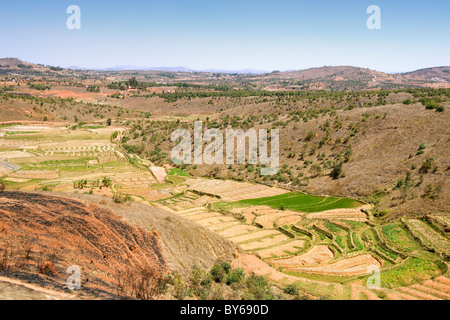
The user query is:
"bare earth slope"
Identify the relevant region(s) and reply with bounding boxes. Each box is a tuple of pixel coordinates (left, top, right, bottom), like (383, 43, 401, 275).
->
(63, 192, 241, 275)
(0, 191, 168, 298)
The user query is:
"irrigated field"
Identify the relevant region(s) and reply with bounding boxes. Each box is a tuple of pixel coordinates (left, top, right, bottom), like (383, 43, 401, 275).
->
(236, 192, 364, 213)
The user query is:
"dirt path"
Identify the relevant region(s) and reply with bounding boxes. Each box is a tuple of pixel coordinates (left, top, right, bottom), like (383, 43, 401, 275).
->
(0, 276, 78, 300)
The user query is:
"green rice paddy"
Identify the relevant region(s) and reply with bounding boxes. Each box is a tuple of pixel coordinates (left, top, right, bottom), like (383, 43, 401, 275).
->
(236, 192, 363, 213)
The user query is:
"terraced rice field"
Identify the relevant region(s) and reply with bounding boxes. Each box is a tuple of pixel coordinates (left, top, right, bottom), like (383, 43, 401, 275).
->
(284, 254, 381, 276)
(406, 219, 450, 253)
(252, 208, 306, 229)
(256, 240, 306, 259)
(378, 273, 449, 300)
(157, 192, 301, 254)
(236, 192, 364, 213)
(240, 235, 290, 251)
(151, 187, 448, 299)
(0, 129, 158, 197)
(381, 223, 420, 253)
(186, 178, 289, 201)
(270, 245, 334, 267)
(306, 209, 368, 221)
(275, 215, 304, 227)
(345, 275, 450, 300)
(432, 215, 450, 225)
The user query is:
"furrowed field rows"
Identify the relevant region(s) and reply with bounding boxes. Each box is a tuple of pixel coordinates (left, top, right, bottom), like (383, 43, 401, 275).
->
(406, 219, 450, 253)
(280, 254, 381, 276)
(186, 178, 289, 201)
(158, 193, 300, 254)
(255, 240, 306, 259)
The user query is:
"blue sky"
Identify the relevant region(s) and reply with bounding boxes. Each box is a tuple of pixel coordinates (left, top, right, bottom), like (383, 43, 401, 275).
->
(0, 0, 449, 72)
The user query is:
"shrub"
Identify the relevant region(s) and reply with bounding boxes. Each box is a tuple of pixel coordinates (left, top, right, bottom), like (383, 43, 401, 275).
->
(344, 145, 353, 162)
(210, 264, 226, 283)
(330, 162, 344, 179)
(87, 85, 100, 93)
(245, 275, 270, 300)
(221, 261, 231, 274)
(102, 176, 112, 187)
(167, 272, 189, 300)
(310, 164, 322, 177)
(365, 190, 386, 206)
(226, 268, 245, 285)
(425, 100, 438, 110)
(283, 284, 299, 296)
(73, 179, 87, 189)
(115, 265, 167, 300)
(374, 209, 389, 218)
(305, 130, 316, 141)
(419, 158, 435, 174)
(423, 184, 443, 200)
(395, 179, 404, 189)
(436, 105, 445, 112)
(189, 264, 212, 300)
(113, 193, 132, 204)
(0, 182, 5, 193)
(39, 262, 59, 276)
(40, 185, 52, 191)
(111, 131, 119, 140)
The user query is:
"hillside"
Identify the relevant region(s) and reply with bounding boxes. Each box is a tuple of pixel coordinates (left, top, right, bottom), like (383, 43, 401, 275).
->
(402, 67, 450, 81)
(64, 192, 240, 274)
(111, 90, 449, 218)
(259, 66, 450, 91)
(0, 191, 168, 299)
(0, 190, 241, 299)
(1, 58, 449, 91)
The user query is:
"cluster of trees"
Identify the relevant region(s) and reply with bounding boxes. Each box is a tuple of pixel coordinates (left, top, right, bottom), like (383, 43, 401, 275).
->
(162, 261, 307, 300)
(86, 85, 100, 93)
(28, 83, 51, 91)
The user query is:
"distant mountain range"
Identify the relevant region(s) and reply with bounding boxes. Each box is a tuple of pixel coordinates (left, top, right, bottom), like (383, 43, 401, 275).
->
(67, 65, 269, 74)
(1, 58, 449, 90)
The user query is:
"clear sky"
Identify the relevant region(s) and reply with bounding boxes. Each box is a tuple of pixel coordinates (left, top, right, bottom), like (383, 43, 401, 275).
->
(1, 0, 449, 72)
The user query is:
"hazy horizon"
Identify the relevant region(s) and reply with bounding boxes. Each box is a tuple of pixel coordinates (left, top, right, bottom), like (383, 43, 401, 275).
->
(4, 56, 449, 75)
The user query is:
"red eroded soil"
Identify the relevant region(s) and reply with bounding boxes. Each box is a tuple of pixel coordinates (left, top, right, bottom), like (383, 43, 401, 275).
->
(0, 191, 168, 298)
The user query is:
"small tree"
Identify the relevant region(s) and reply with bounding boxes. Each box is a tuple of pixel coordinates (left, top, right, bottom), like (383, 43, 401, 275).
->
(128, 77, 138, 88)
(401, 171, 413, 203)
(305, 130, 316, 141)
(226, 268, 245, 285)
(419, 158, 435, 174)
(102, 176, 112, 187)
(210, 264, 226, 283)
(425, 100, 438, 110)
(284, 284, 299, 296)
(310, 164, 322, 177)
(423, 184, 443, 200)
(330, 162, 344, 180)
